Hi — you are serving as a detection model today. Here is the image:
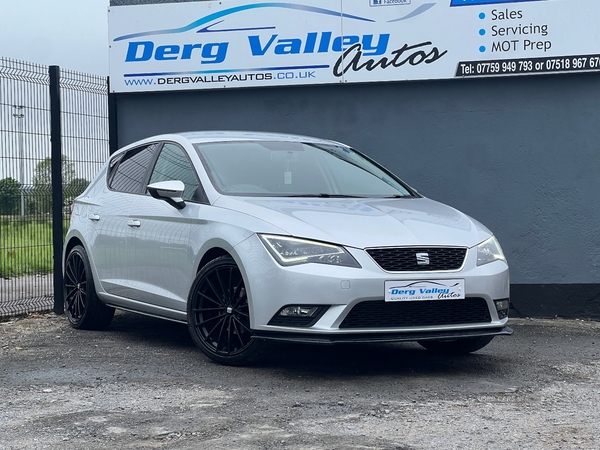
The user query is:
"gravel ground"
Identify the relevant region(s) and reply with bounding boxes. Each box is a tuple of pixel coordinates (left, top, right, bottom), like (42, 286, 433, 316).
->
(0, 313, 599, 449)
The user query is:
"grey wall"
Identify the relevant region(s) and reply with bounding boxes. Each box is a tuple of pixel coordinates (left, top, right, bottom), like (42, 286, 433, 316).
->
(113, 73, 600, 287)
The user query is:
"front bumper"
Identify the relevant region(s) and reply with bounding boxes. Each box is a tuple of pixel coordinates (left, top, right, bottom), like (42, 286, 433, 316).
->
(234, 234, 510, 336)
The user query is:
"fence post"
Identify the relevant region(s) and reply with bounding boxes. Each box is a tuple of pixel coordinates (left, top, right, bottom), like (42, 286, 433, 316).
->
(108, 78, 119, 155)
(49, 66, 64, 315)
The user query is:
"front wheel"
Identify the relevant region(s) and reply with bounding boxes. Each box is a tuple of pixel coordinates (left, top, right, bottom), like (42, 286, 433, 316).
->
(64, 245, 114, 330)
(187, 256, 271, 365)
(417, 335, 494, 354)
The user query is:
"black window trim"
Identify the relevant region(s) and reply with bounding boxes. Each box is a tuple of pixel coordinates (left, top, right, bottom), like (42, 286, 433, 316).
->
(107, 142, 164, 195)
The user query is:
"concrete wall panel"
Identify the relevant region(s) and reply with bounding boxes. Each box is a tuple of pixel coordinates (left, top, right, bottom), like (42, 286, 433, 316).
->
(113, 73, 600, 287)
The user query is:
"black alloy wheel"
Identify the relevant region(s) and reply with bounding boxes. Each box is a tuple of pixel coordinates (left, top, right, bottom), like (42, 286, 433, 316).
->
(64, 245, 114, 330)
(188, 255, 270, 365)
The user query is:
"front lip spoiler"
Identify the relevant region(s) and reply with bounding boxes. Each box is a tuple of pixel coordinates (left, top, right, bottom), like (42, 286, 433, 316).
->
(253, 326, 513, 345)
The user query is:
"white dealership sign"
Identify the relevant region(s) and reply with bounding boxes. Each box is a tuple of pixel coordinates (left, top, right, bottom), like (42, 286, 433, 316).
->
(108, 0, 600, 93)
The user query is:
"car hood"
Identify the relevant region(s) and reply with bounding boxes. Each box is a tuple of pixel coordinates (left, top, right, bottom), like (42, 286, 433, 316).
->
(213, 196, 492, 249)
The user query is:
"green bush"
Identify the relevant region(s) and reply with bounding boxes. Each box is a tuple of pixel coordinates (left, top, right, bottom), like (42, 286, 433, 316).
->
(0, 178, 21, 215)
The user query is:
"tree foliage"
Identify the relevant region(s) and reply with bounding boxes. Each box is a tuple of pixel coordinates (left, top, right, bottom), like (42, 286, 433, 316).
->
(33, 155, 75, 187)
(32, 155, 77, 214)
(0, 177, 21, 215)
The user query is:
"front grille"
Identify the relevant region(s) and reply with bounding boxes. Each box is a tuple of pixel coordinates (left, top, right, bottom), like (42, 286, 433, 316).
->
(339, 298, 491, 329)
(366, 247, 467, 272)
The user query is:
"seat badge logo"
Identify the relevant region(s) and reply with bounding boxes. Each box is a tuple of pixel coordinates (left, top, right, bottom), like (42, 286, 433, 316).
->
(416, 252, 430, 265)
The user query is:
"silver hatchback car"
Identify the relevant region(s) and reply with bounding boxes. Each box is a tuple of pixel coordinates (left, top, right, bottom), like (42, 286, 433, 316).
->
(63, 131, 511, 365)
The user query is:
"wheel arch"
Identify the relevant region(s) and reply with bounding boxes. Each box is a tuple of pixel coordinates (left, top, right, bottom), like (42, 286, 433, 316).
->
(197, 247, 232, 274)
(63, 235, 86, 276)
(63, 233, 104, 296)
(64, 236, 84, 262)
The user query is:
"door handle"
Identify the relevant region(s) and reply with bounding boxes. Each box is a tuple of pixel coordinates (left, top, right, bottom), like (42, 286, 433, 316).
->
(127, 220, 141, 228)
(88, 214, 100, 221)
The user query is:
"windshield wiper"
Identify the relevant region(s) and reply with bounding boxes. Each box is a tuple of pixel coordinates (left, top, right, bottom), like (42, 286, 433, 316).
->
(285, 193, 366, 198)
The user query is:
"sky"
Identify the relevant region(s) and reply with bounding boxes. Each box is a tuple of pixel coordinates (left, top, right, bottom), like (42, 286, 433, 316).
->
(1, 0, 110, 76)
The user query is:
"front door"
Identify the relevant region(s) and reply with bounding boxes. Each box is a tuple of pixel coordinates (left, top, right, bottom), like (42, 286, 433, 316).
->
(126, 142, 206, 313)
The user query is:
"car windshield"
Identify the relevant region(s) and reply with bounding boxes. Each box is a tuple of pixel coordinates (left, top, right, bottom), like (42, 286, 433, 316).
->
(194, 141, 414, 197)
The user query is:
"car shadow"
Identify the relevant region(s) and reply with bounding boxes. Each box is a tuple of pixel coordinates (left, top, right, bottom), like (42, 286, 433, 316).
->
(105, 310, 196, 348)
(264, 341, 507, 378)
(102, 311, 510, 379)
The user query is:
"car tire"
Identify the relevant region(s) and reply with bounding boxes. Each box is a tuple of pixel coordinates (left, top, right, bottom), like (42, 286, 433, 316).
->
(417, 335, 494, 354)
(187, 255, 272, 365)
(64, 245, 115, 330)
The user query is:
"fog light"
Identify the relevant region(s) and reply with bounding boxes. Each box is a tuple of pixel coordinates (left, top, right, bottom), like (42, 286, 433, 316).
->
(279, 306, 320, 317)
(494, 299, 510, 319)
(269, 305, 329, 327)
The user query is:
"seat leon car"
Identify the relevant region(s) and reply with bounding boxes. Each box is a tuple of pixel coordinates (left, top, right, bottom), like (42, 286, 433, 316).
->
(63, 131, 511, 365)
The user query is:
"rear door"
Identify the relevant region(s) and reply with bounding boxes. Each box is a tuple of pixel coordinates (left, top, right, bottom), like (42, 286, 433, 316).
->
(87, 143, 160, 298)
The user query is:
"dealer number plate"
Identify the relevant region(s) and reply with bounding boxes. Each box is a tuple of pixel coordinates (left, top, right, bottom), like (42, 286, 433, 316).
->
(385, 279, 465, 302)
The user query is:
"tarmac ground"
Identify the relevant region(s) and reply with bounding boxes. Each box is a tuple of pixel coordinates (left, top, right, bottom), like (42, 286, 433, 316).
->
(1, 313, 599, 449)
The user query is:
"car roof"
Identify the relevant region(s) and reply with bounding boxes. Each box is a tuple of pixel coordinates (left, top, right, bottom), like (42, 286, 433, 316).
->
(113, 131, 348, 157)
(178, 131, 342, 145)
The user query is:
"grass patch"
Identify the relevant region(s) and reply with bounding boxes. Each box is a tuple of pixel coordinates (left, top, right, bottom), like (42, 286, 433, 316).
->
(0, 216, 69, 278)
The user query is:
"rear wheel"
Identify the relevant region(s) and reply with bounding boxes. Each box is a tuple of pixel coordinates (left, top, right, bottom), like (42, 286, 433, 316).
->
(64, 245, 114, 330)
(417, 335, 494, 354)
(187, 255, 271, 365)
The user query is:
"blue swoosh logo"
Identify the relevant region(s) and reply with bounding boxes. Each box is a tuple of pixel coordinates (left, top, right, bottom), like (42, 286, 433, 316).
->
(114, 3, 374, 42)
(196, 20, 276, 34)
(388, 3, 437, 23)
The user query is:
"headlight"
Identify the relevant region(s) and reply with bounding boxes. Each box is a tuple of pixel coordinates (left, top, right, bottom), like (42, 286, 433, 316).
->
(258, 234, 361, 268)
(476, 236, 506, 266)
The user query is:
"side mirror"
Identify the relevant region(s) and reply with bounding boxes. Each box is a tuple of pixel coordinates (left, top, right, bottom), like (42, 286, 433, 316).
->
(147, 180, 186, 210)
